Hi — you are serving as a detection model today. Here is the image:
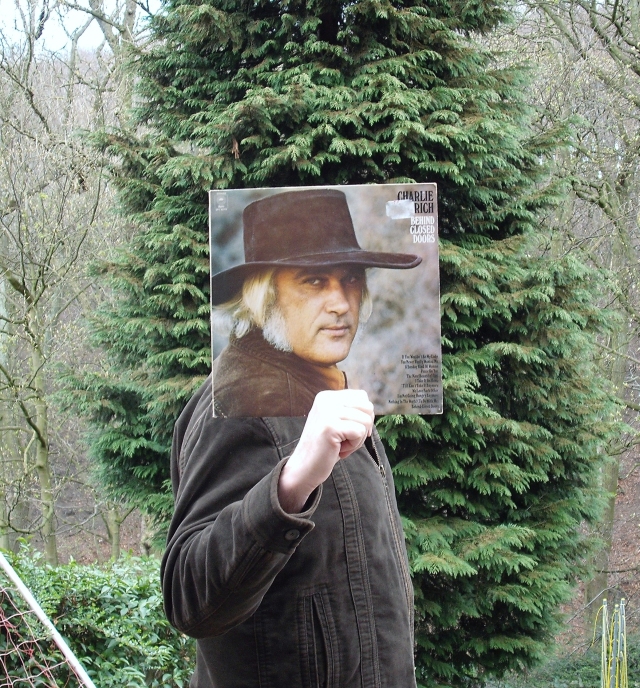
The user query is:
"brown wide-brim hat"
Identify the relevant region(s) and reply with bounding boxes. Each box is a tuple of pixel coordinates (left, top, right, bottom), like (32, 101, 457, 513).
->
(211, 188, 422, 305)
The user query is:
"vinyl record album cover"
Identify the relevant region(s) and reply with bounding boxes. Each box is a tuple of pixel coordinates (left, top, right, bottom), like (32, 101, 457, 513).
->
(209, 183, 442, 417)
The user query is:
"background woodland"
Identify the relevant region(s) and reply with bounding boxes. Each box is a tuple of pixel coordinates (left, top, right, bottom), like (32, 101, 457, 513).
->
(0, 0, 639, 685)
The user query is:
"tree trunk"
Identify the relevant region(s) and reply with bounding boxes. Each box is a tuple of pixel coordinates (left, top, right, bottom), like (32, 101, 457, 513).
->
(584, 232, 629, 629)
(0, 268, 15, 553)
(0, 499, 9, 551)
(30, 323, 58, 566)
(140, 512, 153, 556)
(105, 507, 121, 560)
(584, 455, 619, 626)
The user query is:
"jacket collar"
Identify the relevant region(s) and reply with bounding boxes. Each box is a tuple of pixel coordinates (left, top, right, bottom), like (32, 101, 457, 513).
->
(230, 329, 346, 393)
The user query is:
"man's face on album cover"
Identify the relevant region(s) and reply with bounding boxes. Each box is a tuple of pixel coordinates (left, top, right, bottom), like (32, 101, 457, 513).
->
(274, 266, 365, 367)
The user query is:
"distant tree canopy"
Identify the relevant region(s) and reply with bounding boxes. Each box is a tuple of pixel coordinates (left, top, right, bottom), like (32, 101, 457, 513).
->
(70, 0, 615, 683)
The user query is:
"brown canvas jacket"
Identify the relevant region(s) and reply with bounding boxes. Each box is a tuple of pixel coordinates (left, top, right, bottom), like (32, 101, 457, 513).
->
(162, 342, 416, 688)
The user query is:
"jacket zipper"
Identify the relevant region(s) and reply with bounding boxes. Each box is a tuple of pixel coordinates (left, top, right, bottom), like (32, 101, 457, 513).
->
(368, 437, 414, 628)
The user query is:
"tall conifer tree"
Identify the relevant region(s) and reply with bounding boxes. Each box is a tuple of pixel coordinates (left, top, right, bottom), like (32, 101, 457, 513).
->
(71, 0, 614, 683)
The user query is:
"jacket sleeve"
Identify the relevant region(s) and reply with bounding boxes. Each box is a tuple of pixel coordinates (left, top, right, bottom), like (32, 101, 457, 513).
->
(161, 384, 321, 639)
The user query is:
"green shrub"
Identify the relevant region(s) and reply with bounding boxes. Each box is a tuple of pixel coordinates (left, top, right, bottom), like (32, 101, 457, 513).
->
(487, 633, 640, 688)
(6, 550, 195, 687)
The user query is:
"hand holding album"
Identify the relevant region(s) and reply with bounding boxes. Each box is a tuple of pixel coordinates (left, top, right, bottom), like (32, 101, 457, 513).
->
(277, 389, 374, 514)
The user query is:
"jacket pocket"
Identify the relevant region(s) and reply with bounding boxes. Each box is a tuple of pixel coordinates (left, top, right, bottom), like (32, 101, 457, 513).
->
(298, 586, 339, 688)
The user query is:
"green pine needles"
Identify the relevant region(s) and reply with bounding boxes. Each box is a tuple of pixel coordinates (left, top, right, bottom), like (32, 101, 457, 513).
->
(380, 245, 612, 685)
(72, 0, 615, 683)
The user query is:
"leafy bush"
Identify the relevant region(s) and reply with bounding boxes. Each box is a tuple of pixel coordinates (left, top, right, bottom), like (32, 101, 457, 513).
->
(6, 550, 195, 687)
(487, 633, 640, 688)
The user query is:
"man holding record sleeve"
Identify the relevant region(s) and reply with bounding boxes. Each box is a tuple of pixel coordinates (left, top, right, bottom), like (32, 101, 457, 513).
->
(162, 189, 422, 687)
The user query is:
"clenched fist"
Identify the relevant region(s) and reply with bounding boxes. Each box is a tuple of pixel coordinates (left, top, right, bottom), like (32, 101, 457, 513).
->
(277, 389, 374, 514)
